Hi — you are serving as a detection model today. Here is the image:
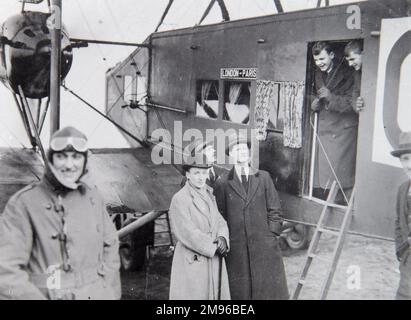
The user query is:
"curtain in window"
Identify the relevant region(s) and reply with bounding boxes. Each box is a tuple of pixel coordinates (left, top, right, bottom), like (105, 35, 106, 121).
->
(229, 83, 242, 104)
(201, 81, 212, 106)
(255, 80, 276, 140)
(199, 81, 218, 119)
(281, 81, 305, 148)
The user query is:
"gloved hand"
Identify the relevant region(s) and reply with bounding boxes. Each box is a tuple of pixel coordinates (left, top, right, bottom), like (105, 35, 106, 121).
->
(213, 236, 228, 257)
(269, 221, 283, 237)
(311, 98, 321, 112)
(318, 87, 331, 102)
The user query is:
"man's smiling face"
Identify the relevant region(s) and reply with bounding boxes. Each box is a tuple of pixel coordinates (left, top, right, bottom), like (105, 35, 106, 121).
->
(52, 151, 85, 184)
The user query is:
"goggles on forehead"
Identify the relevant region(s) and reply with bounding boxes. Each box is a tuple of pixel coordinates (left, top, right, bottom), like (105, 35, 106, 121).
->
(50, 136, 88, 153)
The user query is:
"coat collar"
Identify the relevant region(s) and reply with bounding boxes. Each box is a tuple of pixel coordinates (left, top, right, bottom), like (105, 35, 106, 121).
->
(184, 182, 214, 224)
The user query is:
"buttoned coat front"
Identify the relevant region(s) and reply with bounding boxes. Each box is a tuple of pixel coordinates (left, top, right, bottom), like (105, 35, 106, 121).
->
(214, 168, 289, 300)
(0, 176, 121, 300)
(168, 183, 230, 300)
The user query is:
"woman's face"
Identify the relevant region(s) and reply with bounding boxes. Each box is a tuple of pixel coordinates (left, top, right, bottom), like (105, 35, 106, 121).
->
(186, 167, 209, 188)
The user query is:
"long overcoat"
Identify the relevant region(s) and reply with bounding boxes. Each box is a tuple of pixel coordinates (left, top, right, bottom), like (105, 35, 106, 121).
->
(313, 64, 358, 189)
(168, 183, 230, 300)
(214, 168, 289, 300)
(0, 176, 121, 300)
(394, 180, 411, 299)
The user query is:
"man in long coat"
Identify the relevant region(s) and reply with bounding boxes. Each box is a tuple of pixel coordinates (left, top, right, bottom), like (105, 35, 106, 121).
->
(214, 134, 289, 300)
(0, 127, 121, 300)
(311, 41, 358, 202)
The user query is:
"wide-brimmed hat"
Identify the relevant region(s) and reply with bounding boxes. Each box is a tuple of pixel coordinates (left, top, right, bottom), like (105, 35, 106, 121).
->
(391, 132, 411, 158)
(186, 138, 214, 156)
(225, 134, 251, 155)
(182, 152, 212, 172)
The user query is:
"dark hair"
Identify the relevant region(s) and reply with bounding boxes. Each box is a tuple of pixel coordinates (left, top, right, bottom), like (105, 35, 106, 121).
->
(312, 41, 333, 56)
(344, 40, 363, 56)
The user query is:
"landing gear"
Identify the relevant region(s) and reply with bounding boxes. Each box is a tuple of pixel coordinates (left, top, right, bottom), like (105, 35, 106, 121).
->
(119, 239, 146, 272)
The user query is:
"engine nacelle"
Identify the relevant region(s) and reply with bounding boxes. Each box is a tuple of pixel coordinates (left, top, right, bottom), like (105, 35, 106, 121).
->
(0, 11, 72, 99)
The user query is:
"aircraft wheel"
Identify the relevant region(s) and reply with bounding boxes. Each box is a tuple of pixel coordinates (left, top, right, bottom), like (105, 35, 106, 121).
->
(285, 224, 310, 250)
(120, 242, 146, 271)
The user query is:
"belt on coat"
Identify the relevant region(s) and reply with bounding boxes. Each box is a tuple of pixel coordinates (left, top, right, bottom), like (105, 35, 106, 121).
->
(29, 267, 101, 289)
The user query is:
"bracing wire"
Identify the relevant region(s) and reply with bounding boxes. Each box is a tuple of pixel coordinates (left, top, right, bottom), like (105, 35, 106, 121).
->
(75, 0, 108, 64)
(62, 84, 148, 147)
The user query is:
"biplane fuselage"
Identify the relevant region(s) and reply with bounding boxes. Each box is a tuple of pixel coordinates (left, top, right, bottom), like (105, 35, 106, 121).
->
(106, 0, 411, 239)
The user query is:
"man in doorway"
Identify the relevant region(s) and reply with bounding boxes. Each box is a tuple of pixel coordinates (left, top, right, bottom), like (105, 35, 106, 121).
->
(311, 41, 358, 204)
(214, 134, 289, 300)
(344, 40, 364, 113)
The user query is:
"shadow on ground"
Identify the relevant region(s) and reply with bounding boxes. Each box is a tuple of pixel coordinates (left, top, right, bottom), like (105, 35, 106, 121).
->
(121, 247, 173, 300)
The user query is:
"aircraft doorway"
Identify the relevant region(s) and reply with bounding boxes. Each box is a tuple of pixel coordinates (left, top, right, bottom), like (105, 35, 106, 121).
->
(303, 39, 363, 205)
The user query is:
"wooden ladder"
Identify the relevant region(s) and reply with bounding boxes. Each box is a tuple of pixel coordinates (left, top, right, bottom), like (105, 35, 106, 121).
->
(292, 181, 356, 300)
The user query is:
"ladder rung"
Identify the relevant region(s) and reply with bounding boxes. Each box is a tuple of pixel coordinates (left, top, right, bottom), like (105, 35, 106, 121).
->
(324, 202, 348, 210)
(318, 228, 340, 236)
(307, 252, 329, 264)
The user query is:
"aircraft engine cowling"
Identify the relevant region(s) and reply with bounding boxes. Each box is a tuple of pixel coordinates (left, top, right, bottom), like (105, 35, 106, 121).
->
(0, 11, 72, 99)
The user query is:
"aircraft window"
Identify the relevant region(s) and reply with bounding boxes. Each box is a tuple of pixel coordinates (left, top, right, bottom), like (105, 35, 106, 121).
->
(23, 29, 35, 38)
(223, 81, 250, 125)
(195, 80, 219, 119)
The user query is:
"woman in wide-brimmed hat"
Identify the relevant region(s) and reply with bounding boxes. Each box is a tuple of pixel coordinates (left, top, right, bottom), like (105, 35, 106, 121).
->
(168, 153, 230, 300)
(391, 132, 411, 299)
(180, 138, 220, 189)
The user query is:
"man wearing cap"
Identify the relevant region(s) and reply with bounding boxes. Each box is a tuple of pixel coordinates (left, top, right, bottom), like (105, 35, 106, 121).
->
(0, 126, 121, 300)
(214, 134, 289, 300)
(391, 132, 411, 299)
(181, 138, 219, 190)
(169, 153, 230, 300)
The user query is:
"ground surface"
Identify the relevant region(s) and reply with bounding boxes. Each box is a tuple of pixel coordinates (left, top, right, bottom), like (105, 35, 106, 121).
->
(121, 234, 400, 300)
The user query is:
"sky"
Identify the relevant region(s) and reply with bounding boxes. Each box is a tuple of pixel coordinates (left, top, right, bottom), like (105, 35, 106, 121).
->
(0, 0, 366, 148)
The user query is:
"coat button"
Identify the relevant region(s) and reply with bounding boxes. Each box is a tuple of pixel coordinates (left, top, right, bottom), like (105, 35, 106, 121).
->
(46, 203, 52, 210)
